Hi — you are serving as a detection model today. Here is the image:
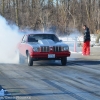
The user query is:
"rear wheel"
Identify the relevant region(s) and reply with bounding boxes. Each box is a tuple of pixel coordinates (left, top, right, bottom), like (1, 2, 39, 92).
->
(27, 53, 33, 66)
(61, 57, 67, 66)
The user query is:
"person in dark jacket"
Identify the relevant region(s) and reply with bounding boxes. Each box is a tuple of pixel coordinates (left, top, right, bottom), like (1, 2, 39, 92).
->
(82, 25, 91, 55)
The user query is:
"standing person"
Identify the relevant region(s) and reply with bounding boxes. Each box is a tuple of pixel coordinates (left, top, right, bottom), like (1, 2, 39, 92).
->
(82, 25, 91, 55)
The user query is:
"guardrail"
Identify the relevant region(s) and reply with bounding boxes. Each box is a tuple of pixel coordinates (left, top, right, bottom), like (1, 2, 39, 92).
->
(62, 40, 95, 52)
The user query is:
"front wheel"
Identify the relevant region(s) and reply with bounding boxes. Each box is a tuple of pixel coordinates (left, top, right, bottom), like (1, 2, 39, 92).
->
(61, 57, 67, 66)
(27, 53, 33, 66)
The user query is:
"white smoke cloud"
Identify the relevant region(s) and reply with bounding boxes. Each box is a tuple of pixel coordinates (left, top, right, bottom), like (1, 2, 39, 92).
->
(0, 15, 23, 63)
(59, 29, 82, 42)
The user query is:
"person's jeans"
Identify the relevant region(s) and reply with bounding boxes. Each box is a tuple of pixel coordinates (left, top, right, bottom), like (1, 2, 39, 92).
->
(82, 41, 90, 55)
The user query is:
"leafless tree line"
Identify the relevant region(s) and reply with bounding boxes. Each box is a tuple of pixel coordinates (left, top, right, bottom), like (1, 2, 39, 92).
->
(0, 0, 100, 35)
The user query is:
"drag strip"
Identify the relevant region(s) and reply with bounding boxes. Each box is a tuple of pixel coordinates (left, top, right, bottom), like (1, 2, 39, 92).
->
(0, 59, 100, 100)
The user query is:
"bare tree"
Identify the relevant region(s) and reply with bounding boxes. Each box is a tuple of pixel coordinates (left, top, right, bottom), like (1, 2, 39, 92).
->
(0, 0, 100, 34)
(2, 0, 4, 16)
(15, 0, 19, 26)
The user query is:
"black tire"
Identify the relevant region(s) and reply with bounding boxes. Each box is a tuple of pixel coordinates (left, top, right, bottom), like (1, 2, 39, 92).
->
(27, 53, 33, 66)
(61, 57, 67, 66)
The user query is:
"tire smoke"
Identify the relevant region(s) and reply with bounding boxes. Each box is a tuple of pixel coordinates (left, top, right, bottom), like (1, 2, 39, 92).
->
(0, 15, 23, 63)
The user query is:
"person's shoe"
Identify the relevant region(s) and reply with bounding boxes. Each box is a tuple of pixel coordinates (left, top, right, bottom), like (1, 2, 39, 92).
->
(86, 54, 90, 56)
(82, 54, 86, 56)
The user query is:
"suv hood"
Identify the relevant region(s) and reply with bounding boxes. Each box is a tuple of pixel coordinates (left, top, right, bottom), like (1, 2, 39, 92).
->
(28, 39, 68, 47)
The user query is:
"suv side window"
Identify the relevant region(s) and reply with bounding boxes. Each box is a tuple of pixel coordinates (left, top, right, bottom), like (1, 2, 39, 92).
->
(28, 35, 38, 42)
(22, 35, 27, 42)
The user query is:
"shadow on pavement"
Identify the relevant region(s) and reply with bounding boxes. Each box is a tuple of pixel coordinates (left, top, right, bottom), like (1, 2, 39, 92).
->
(68, 60, 100, 65)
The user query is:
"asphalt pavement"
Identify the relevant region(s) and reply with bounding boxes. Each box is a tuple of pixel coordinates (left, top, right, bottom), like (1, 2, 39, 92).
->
(0, 47, 100, 100)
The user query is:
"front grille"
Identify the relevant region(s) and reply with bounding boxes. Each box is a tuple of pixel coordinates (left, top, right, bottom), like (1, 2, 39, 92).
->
(53, 46, 62, 52)
(41, 46, 50, 52)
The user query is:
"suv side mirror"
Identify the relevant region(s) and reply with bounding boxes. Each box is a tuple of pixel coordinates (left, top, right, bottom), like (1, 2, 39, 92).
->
(21, 40, 26, 43)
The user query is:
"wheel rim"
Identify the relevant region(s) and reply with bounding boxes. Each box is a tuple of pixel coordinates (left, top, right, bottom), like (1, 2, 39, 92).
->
(27, 55, 30, 63)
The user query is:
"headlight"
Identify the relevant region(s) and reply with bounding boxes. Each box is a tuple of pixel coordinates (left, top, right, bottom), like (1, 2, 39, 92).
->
(62, 46, 69, 51)
(33, 47, 39, 52)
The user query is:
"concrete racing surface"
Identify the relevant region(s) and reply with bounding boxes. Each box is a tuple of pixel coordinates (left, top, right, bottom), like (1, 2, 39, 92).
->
(0, 47, 100, 100)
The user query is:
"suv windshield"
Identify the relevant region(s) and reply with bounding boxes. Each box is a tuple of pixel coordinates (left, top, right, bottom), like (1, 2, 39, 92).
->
(28, 34, 59, 42)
